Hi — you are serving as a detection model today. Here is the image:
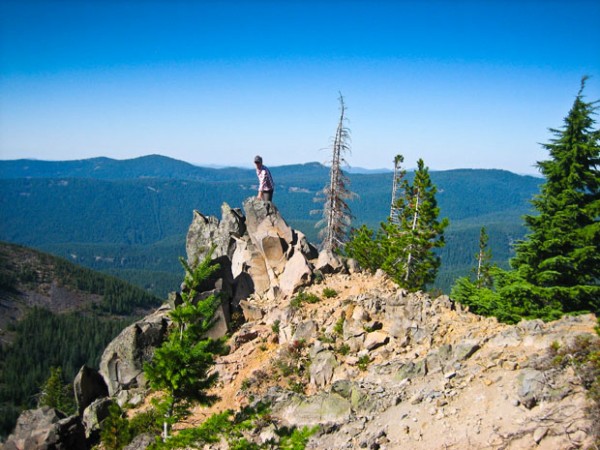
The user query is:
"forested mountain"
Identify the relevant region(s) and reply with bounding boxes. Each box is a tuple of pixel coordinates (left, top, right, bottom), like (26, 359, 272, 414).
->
(0, 154, 254, 182)
(0, 156, 542, 295)
(0, 241, 162, 438)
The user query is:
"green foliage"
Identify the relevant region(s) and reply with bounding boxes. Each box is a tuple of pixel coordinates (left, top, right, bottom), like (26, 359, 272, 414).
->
(511, 78, 600, 315)
(100, 403, 133, 450)
(344, 225, 385, 272)
(347, 157, 448, 291)
(333, 316, 345, 336)
(99, 404, 162, 450)
(452, 80, 599, 322)
(317, 333, 335, 344)
(0, 242, 163, 315)
(279, 426, 319, 450)
(147, 404, 317, 450)
(357, 355, 370, 371)
(0, 308, 131, 438)
(337, 343, 350, 355)
(290, 291, 320, 310)
(149, 410, 232, 449)
(322, 287, 338, 298)
(128, 407, 162, 438)
(274, 340, 309, 381)
(37, 367, 75, 415)
(144, 250, 228, 440)
(451, 268, 564, 324)
(271, 320, 281, 334)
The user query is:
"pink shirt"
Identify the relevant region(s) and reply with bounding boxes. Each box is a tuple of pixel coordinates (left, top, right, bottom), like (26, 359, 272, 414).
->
(256, 165, 274, 191)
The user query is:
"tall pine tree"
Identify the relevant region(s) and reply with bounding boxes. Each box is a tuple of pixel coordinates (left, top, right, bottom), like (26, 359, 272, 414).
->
(511, 77, 600, 314)
(347, 156, 448, 291)
(381, 158, 449, 290)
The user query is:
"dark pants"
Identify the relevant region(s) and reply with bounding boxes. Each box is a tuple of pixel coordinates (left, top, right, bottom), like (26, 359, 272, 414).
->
(262, 190, 274, 202)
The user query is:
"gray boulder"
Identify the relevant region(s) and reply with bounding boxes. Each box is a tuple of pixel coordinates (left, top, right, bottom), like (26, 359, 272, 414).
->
(310, 350, 339, 387)
(82, 397, 113, 444)
(292, 320, 319, 343)
(273, 392, 351, 427)
(124, 433, 157, 450)
(99, 307, 170, 395)
(518, 369, 546, 409)
(315, 249, 345, 274)
(186, 204, 245, 265)
(3, 407, 87, 450)
(242, 198, 316, 295)
(73, 365, 108, 416)
(364, 330, 390, 351)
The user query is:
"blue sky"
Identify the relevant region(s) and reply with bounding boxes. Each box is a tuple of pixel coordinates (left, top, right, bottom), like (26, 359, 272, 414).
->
(1, 0, 599, 174)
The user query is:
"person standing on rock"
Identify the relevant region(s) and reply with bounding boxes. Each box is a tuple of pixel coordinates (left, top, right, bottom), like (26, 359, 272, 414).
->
(254, 155, 275, 202)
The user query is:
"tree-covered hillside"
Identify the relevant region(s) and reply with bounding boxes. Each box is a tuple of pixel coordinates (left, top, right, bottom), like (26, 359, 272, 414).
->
(0, 157, 542, 294)
(0, 154, 256, 182)
(0, 241, 162, 438)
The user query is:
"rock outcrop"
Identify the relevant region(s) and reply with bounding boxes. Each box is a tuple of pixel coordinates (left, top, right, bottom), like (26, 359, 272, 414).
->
(207, 271, 598, 450)
(186, 199, 323, 322)
(98, 306, 170, 396)
(73, 366, 109, 416)
(3, 407, 87, 450)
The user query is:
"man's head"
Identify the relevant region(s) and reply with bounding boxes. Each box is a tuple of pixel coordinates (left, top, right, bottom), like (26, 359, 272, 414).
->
(254, 155, 263, 166)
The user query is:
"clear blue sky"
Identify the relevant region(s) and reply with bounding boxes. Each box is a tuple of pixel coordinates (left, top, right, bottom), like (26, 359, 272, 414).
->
(1, 0, 599, 174)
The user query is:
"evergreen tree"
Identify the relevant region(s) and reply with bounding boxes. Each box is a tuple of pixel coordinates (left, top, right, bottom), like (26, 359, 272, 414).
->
(144, 250, 228, 441)
(381, 158, 449, 290)
(511, 77, 600, 313)
(313, 93, 356, 251)
(100, 403, 132, 450)
(345, 225, 385, 272)
(37, 367, 75, 414)
(346, 156, 448, 291)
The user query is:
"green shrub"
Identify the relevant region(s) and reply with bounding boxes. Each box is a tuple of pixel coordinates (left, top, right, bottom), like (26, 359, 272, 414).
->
(318, 333, 335, 344)
(333, 316, 345, 336)
(322, 288, 338, 299)
(271, 320, 281, 334)
(100, 403, 132, 450)
(290, 291, 320, 309)
(337, 343, 350, 355)
(357, 355, 370, 371)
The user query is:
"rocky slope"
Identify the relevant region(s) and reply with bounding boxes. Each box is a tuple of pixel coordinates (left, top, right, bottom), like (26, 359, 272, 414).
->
(202, 271, 597, 449)
(3, 200, 597, 450)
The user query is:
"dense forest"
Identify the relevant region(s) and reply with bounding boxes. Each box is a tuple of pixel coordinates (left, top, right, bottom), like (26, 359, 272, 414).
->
(0, 309, 131, 437)
(0, 242, 163, 437)
(0, 158, 541, 296)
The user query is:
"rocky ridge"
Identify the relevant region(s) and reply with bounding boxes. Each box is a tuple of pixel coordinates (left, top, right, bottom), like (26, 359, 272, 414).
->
(3, 199, 598, 450)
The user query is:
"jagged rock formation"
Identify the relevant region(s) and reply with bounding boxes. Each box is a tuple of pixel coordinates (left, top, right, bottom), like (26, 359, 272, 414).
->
(186, 199, 321, 304)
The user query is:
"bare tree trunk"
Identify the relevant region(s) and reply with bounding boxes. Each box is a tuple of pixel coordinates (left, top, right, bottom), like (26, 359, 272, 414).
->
(405, 190, 420, 282)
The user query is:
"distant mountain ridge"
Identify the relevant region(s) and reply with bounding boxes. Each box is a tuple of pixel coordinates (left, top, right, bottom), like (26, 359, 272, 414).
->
(0, 154, 324, 181)
(0, 155, 542, 295)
